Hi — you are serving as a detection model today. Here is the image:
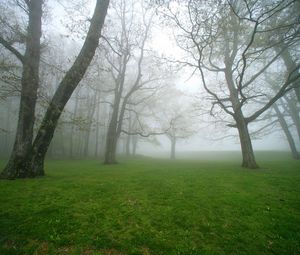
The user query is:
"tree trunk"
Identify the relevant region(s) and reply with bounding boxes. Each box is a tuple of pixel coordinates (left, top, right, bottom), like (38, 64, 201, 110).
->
(284, 96, 300, 143)
(27, 0, 110, 176)
(1, 0, 42, 179)
(84, 94, 97, 157)
(277, 46, 300, 102)
(235, 114, 259, 169)
(125, 114, 132, 156)
(224, 57, 258, 169)
(104, 131, 118, 164)
(170, 137, 176, 160)
(273, 103, 300, 159)
(125, 134, 131, 156)
(104, 109, 119, 164)
(94, 92, 101, 157)
(70, 89, 80, 158)
(132, 135, 138, 156)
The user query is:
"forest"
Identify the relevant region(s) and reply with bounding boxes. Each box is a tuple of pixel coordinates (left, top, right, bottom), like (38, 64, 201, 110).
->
(0, 0, 299, 254)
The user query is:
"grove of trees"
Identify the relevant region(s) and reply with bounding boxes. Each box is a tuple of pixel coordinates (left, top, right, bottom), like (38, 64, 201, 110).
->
(0, 0, 299, 179)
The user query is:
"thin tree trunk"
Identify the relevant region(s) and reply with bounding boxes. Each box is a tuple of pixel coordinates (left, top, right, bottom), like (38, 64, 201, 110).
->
(94, 92, 101, 157)
(170, 137, 176, 160)
(125, 113, 132, 156)
(70, 89, 80, 158)
(273, 103, 300, 159)
(1, 0, 42, 179)
(84, 94, 97, 157)
(132, 135, 138, 156)
(125, 134, 131, 156)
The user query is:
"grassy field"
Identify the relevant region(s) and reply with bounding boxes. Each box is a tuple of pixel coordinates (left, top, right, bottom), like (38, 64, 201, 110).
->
(0, 152, 300, 254)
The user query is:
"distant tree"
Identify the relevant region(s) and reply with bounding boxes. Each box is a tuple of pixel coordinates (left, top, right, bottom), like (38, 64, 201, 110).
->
(155, 89, 198, 159)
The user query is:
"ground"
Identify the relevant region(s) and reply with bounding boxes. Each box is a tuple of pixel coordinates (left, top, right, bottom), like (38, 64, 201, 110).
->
(0, 151, 300, 254)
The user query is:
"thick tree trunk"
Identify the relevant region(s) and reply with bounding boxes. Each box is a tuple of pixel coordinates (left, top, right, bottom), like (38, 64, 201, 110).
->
(104, 109, 119, 163)
(104, 131, 118, 164)
(170, 137, 176, 160)
(28, 0, 110, 176)
(224, 59, 258, 169)
(1, 0, 42, 179)
(273, 104, 300, 159)
(235, 114, 259, 169)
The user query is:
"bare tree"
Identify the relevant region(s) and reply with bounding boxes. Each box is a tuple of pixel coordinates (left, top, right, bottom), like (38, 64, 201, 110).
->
(161, 0, 300, 168)
(102, 0, 162, 164)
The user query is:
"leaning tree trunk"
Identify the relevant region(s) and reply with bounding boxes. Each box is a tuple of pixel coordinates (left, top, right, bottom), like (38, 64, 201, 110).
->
(1, 0, 42, 179)
(235, 113, 259, 169)
(285, 97, 300, 143)
(277, 46, 300, 102)
(27, 0, 110, 176)
(273, 104, 300, 159)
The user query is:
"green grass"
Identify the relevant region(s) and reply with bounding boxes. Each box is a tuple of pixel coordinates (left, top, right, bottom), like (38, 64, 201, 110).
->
(0, 152, 300, 254)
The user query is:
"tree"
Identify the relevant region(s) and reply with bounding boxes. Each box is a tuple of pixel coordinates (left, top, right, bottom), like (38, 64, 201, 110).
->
(102, 0, 161, 164)
(1, 0, 110, 179)
(0, 0, 43, 178)
(155, 89, 197, 159)
(160, 0, 300, 168)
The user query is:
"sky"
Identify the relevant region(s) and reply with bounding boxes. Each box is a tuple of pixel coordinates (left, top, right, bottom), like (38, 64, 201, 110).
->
(45, 0, 293, 154)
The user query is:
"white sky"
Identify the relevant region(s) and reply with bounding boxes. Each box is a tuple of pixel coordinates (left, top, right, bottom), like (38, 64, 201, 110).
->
(45, 0, 292, 154)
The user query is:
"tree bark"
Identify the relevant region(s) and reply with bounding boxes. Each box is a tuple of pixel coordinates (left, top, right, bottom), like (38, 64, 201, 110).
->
(277, 46, 300, 102)
(132, 135, 138, 156)
(84, 94, 97, 157)
(104, 132, 118, 164)
(273, 103, 300, 159)
(235, 112, 259, 169)
(284, 96, 300, 143)
(70, 89, 80, 158)
(28, 0, 110, 176)
(104, 111, 119, 164)
(170, 137, 176, 160)
(1, 0, 42, 179)
(94, 92, 101, 157)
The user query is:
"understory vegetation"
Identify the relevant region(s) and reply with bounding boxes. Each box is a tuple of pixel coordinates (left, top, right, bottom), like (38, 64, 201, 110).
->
(1, 152, 299, 255)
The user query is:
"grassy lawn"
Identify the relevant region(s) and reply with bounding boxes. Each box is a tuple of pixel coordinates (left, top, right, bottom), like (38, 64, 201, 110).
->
(0, 152, 300, 254)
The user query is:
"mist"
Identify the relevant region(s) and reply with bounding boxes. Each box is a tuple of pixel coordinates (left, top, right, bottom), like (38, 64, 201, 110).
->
(0, 0, 299, 171)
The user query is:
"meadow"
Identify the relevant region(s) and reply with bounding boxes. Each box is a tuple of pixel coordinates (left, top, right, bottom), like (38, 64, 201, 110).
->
(0, 151, 300, 254)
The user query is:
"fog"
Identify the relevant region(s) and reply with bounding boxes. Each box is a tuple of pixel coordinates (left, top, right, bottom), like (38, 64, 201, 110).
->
(0, 0, 299, 169)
